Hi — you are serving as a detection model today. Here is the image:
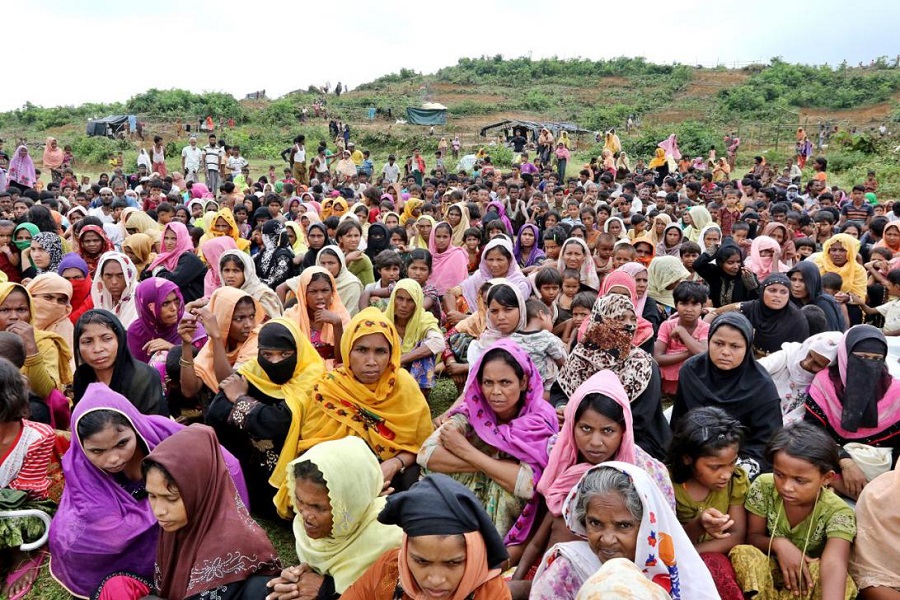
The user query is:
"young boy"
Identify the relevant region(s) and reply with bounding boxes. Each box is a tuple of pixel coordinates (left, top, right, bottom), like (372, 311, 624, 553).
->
(359, 249, 402, 310)
(679, 241, 703, 282)
(594, 232, 616, 281)
(611, 242, 635, 269)
(654, 282, 710, 396)
(719, 189, 742, 237)
(556, 269, 581, 323)
(794, 237, 816, 260)
(535, 267, 563, 320)
(730, 222, 751, 258)
(511, 300, 568, 398)
(626, 214, 648, 240)
(562, 290, 597, 348)
(821, 272, 852, 328)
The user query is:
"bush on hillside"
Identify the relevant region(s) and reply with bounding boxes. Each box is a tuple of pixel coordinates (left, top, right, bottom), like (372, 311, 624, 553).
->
(126, 89, 243, 120)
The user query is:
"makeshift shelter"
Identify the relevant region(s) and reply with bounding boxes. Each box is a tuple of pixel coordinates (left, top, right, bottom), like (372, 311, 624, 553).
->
(406, 102, 447, 126)
(86, 115, 133, 138)
(479, 119, 589, 143)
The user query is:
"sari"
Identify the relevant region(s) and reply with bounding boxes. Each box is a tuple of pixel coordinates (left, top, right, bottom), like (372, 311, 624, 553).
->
(126, 277, 205, 364)
(400, 198, 424, 225)
(316, 245, 364, 316)
(428, 223, 469, 296)
(740, 274, 809, 355)
(90, 252, 139, 329)
(218, 249, 283, 319)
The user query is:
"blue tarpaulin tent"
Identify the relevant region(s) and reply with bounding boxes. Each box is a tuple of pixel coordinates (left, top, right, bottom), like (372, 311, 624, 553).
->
(406, 103, 447, 126)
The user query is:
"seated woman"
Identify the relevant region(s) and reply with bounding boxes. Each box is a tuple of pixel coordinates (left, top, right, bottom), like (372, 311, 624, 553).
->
(96, 425, 279, 600)
(850, 463, 900, 599)
(198, 206, 251, 252)
(386, 279, 444, 397)
(207, 317, 324, 517)
(813, 234, 867, 314)
(178, 287, 264, 398)
(0, 358, 58, 600)
(514, 223, 546, 274)
(788, 261, 845, 332)
(76, 224, 115, 279)
(335, 219, 374, 286)
(199, 235, 237, 298)
(419, 340, 557, 564)
(143, 222, 207, 303)
(729, 423, 858, 600)
(127, 278, 207, 370)
(57, 253, 93, 325)
(21, 231, 64, 283)
(646, 255, 690, 314)
(599, 270, 655, 352)
(0, 282, 72, 404)
(218, 248, 283, 319)
(530, 462, 718, 599)
(341, 474, 512, 600)
(430, 221, 472, 294)
(48, 384, 246, 599)
(557, 237, 600, 291)
(256, 220, 296, 289)
(121, 233, 155, 279)
(618, 262, 665, 335)
(758, 332, 842, 426)
(552, 294, 671, 461)
(707, 273, 809, 358)
(272, 308, 433, 517)
(673, 313, 781, 477)
(466, 278, 527, 366)
(806, 325, 900, 500)
(265, 437, 403, 599)
(316, 245, 364, 316)
(25, 272, 74, 364)
(694, 242, 760, 308)
(91, 251, 140, 328)
(283, 266, 350, 368)
(513, 371, 673, 594)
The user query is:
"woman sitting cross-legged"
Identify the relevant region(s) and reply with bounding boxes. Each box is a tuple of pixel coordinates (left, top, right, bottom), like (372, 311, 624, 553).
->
(385, 278, 445, 399)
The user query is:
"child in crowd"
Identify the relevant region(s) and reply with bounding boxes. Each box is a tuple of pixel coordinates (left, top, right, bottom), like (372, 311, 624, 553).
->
(562, 290, 597, 347)
(611, 241, 635, 269)
(851, 268, 900, 334)
(654, 281, 710, 396)
(535, 266, 562, 323)
(555, 269, 581, 323)
(680, 241, 703, 282)
(794, 237, 816, 260)
(359, 249, 402, 310)
(593, 232, 616, 281)
(511, 299, 568, 398)
(464, 227, 482, 273)
(730, 222, 751, 257)
(404, 248, 441, 322)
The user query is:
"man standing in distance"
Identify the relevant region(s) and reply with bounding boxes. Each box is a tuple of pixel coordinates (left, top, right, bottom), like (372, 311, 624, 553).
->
(181, 136, 203, 183)
(204, 134, 224, 193)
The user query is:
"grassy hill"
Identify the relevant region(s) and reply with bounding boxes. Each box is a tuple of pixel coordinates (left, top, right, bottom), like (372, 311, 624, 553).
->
(2, 55, 899, 193)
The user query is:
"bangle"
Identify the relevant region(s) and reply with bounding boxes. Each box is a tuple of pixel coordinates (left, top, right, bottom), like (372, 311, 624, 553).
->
(179, 358, 194, 368)
(394, 456, 406, 474)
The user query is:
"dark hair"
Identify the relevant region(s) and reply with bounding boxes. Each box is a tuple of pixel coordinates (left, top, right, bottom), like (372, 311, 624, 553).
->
(76, 408, 134, 443)
(0, 332, 26, 368)
(869, 216, 889, 237)
(673, 281, 708, 305)
(887, 268, 900, 286)
(525, 298, 551, 321)
(486, 283, 520, 309)
(821, 272, 843, 291)
(573, 393, 626, 429)
(27, 205, 57, 233)
(463, 227, 482, 242)
(292, 459, 328, 488)
(485, 219, 507, 235)
(794, 237, 816, 252)
(765, 422, 839, 474)
(407, 248, 432, 273)
(572, 290, 598, 311)
(141, 457, 178, 492)
(323, 216, 340, 231)
(307, 271, 333, 291)
(679, 241, 702, 257)
(477, 348, 526, 396)
(0, 357, 29, 422)
(801, 304, 828, 336)
(668, 407, 744, 483)
(434, 222, 453, 237)
(543, 227, 565, 245)
(335, 219, 363, 240)
(731, 221, 750, 234)
(535, 266, 563, 288)
(219, 254, 245, 272)
(484, 243, 513, 263)
(840, 221, 863, 236)
(374, 249, 403, 270)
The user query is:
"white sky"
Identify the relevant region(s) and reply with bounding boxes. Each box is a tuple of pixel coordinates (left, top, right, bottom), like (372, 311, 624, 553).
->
(4, 0, 899, 111)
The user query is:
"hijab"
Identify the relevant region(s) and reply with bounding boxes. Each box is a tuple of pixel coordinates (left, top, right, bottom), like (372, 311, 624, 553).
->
(682, 206, 711, 243)
(603, 216, 628, 241)
(288, 437, 404, 593)
(8, 145, 36, 187)
(150, 425, 280, 599)
(697, 224, 722, 255)
(459, 237, 532, 311)
(218, 249, 284, 319)
(127, 277, 199, 363)
(26, 272, 73, 355)
(284, 266, 350, 347)
(744, 235, 785, 281)
(558, 237, 600, 290)
(121, 233, 155, 277)
(284, 220, 308, 255)
(763, 222, 796, 265)
(411, 215, 436, 249)
(599, 271, 654, 347)
(148, 221, 193, 273)
(649, 214, 672, 247)
(513, 223, 544, 268)
(617, 262, 649, 315)
(401, 198, 424, 225)
(479, 278, 527, 346)
(88, 252, 139, 329)
(31, 232, 64, 274)
(647, 148, 667, 170)
(203, 207, 251, 251)
(13, 222, 39, 252)
(449, 202, 471, 247)
(876, 222, 900, 253)
(814, 233, 867, 298)
(49, 383, 248, 598)
(788, 260, 845, 332)
(646, 255, 689, 309)
(379, 474, 509, 600)
(77, 224, 115, 276)
(200, 236, 238, 298)
(630, 234, 657, 269)
(386, 278, 441, 354)
(365, 222, 390, 262)
(428, 223, 469, 296)
(743, 273, 809, 354)
(58, 253, 93, 324)
(316, 245, 364, 316)
(656, 223, 683, 257)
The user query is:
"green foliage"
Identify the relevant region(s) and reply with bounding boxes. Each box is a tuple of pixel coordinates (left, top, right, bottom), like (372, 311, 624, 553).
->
(125, 89, 243, 119)
(620, 122, 721, 159)
(357, 68, 421, 90)
(69, 135, 132, 164)
(0, 101, 124, 130)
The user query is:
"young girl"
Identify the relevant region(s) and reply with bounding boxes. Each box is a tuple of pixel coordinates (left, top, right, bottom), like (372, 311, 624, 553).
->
(730, 423, 857, 600)
(404, 248, 441, 322)
(555, 269, 581, 323)
(669, 406, 747, 600)
(464, 227, 483, 274)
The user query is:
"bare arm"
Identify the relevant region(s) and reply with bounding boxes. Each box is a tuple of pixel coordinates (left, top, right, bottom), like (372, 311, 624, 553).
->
(820, 537, 852, 600)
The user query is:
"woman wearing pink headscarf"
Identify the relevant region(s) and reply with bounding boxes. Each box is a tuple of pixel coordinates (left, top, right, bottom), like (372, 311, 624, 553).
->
(427, 222, 468, 296)
(144, 221, 208, 302)
(658, 133, 682, 160)
(8, 145, 36, 189)
(744, 235, 787, 282)
(42, 137, 65, 183)
(200, 236, 238, 298)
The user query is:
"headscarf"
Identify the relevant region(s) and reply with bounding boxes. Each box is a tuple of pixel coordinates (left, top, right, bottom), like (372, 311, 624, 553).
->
(148, 221, 193, 273)
(849, 462, 900, 591)
(149, 425, 280, 599)
(386, 279, 441, 354)
(31, 232, 64, 274)
(539, 370, 673, 516)
(558, 294, 654, 402)
(743, 273, 809, 354)
(364, 222, 390, 262)
(550, 462, 718, 599)
(192, 287, 264, 392)
(762, 222, 796, 265)
(486, 201, 513, 234)
(788, 260, 844, 332)
(646, 255, 689, 309)
(629, 234, 657, 269)
(201, 207, 251, 251)
(599, 271, 654, 347)
(813, 233, 867, 298)
(274, 308, 433, 517)
(77, 225, 114, 276)
(26, 272, 73, 351)
(513, 223, 545, 269)
(682, 206, 711, 243)
(808, 325, 899, 438)
(876, 222, 900, 254)
(411, 215, 436, 250)
(697, 224, 722, 255)
(603, 216, 628, 241)
(658, 133, 682, 160)
(648, 214, 672, 247)
(459, 237, 532, 311)
(87, 252, 139, 329)
(199, 236, 238, 298)
(256, 219, 294, 283)
(13, 222, 39, 252)
(558, 237, 600, 290)
(617, 262, 649, 315)
(379, 474, 510, 599)
(575, 558, 671, 600)
(449, 202, 471, 247)
(127, 277, 199, 363)
(121, 232, 155, 277)
(58, 253, 93, 324)
(284, 220, 308, 255)
(8, 145, 36, 187)
(400, 198, 424, 225)
(647, 148, 667, 170)
(428, 223, 470, 296)
(48, 383, 248, 598)
(122, 210, 161, 247)
(759, 332, 842, 426)
(316, 245, 364, 316)
(478, 278, 527, 347)
(744, 235, 785, 281)
(284, 266, 351, 347)
(218, 249, 284, 319)
(288, 437, 403, 593)
(656, 223, 683, 257)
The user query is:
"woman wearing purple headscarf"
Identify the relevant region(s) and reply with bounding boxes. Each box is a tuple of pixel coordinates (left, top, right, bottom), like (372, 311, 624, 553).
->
(48, 383, 247, 598)
(417, 339, 558, 563)
(126, 278, 206, 365)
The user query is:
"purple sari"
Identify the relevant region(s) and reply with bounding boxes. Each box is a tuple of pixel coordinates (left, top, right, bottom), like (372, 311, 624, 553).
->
(49, 383, 248, 598)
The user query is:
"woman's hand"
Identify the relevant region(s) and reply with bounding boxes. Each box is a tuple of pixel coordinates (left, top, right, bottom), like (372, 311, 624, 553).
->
(699, 507, 734, 539)
(220, 373, 249, 403)
(177, 315, 200, 344)
(555, 405, 566, 428)
(839, 458, 867, 499)
(445, 310, 466, 328)
(143, 338, 175, 356)
(6, 321, 38, 355)
(772, 538, 814, 594)
(265, 564, 307, 600)
(344, 250, 362, 262)
(439, 422, 473, 459)
(191, 306, 220, 339)
(380, 457, 403, 492)
(314, 308, 341, 325)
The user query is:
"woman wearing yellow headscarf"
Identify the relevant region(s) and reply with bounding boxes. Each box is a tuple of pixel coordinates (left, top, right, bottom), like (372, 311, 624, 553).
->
(682, 206, 712, 243)
(271, 307, 433, 517)
(0, 282, 73, 400)
(284, 221, 308, 255)
(647, 148, 667, 169)
(448, 202, 471, 247)
(400, 198, 424, 226)
(199, 207, 250, 252)
(814, 233, 867, 298)
(122, 209, 162, 248)
(121, 233, 156, 277)
(331, 197, 349, 219)
(320, 197, 335, 219)
(385, 279, 444, 396)
(26, 273, 76, 376)
(410, 215, 435, 250)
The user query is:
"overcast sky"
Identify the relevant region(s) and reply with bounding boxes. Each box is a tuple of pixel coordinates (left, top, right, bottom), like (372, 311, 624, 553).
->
(4, 0, 899, 112)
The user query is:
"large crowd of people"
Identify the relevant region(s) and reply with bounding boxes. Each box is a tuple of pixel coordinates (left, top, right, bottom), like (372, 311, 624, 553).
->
(0, 125, 895, 600)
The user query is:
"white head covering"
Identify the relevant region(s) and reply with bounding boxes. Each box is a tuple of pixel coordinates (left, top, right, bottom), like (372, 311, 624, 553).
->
(558, 237, 600, 290)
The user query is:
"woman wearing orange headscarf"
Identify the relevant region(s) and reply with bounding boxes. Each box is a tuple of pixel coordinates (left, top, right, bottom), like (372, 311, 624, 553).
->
(283, 266, 350, 369)
(199, 207, 250, 252)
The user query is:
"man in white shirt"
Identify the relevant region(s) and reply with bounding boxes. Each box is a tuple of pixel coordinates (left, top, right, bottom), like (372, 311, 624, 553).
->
(203, 134, 224, 194)
(226, 146, 248, 177)
(381, 154, 400, 184)
(181, 137, 203, 183)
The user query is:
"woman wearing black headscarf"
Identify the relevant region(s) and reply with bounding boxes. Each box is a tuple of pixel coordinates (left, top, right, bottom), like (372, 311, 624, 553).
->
(301, 222, 330, 269)
(706, 273, 809, 357)
(673, 312, 781, 478)
(73, 309, 168, 415)
(693, 241, 759, 308)
(255, 220, 295, 289)
(341, 474, 511, 600)
(365, 223, 391, 262)
(788, 260, 846, 332)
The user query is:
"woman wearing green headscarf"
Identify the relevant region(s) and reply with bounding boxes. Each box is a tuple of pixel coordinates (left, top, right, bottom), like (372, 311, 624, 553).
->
(13, 223, 39, 276)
